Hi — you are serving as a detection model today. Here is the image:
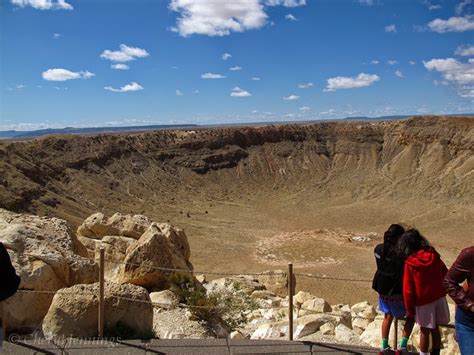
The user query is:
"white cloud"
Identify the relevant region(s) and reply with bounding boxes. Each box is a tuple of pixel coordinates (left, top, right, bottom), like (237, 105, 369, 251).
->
(428, 16, 474, 33)
(229, 66, 243, 71)
(371, 60, 379, 64)
(409, 60, 416, 65)
(100, 44, 149, 62)
(169, 0, 268, 37)
(298, 82, 313, 89)
(387, 60, 398, 65)
(455, 44, 474, 56)
(194, 89, 200, 94)
(104, 82, 143, 93)
(395, 70, 404, 78)
(12, 0, 73, 10)
(251, 77, 261, 80)
(324, 73, 380, 91)
(283, 94, 299, 100)
(222, 53, 232, 60)
(231, 87, 251, 97)
(265, 0, 306, 7)
(424, 57, 474, 97)
(169, 0, 306, 37)
(384, 24, 397, 33)
(176, 89, 183, 96)
(52, 33, 62, 39)
(111, 64, 129, 70)
(42, 68, 95, 81)
(429, 5, 442, 10)
(201, 73, 226, 79)
(299, 106, 310, 111)
(285, 14, 298, 21)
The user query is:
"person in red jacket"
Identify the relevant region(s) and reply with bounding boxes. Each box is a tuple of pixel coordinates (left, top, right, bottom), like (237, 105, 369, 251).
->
(397, 229, 449, 355)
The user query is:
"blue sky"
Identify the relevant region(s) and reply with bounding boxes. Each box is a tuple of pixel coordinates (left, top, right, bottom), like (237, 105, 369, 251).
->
(1, 0, 473, 130)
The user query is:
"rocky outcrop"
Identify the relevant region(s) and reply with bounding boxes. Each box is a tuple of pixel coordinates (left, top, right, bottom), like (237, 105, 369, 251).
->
(42, 281, 153, 339)
(77, 213, 193, 289)
(0, 209, 98, 332)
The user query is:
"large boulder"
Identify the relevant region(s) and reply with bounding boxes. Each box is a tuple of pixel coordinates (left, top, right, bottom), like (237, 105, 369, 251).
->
(0, 209, 98, 332)
(42, 281, 153, 339)
(77, 212, 193, 289)
(118, 223, 193, 289)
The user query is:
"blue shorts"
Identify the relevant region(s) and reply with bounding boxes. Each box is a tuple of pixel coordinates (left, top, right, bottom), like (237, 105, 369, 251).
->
(378, 295, 406, 319)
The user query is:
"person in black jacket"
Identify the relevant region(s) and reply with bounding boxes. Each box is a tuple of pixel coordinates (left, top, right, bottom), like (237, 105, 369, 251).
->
(372, 224, 414, 353)
(0, 242, 20, 346)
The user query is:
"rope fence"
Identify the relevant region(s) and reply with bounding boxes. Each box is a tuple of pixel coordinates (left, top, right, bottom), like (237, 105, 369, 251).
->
(1, 249, 455, 352)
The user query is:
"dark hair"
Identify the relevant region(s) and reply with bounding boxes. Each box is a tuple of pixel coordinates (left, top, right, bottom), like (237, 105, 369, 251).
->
(397, 228, 431, 259)
(382, 224, 405, 259)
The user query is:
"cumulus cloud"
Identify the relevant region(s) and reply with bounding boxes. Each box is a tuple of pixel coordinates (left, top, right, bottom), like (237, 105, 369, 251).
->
(395, 70, 404, 78)
(222, 53, 232, 60)
(285, 14, 298, 21)
(409, 61, 416, 65)
(42, 68, 94, 81)
(104, 82, 143, 93)
(429, 5, 442, 10)
(100, 44, 149, 62)
(299, 106, 310, 111)
(384, 24, 397, 33)
(52, 33, 62, 39)
(298, 82, 313, 89)
(201, 73, 226, 79)
(251, 77, 261, 80)
(176, 89, 183, 96)
(455, 44, 474, 56)
(11, 0, 73, 10)
(229, 66, 242, 71)
(371, 60, 379, 64)
(424, 57, 474, 97)
(169, 0, 268, 37)
(387, 60, 398, 65)
(324, 73, 380, 91)
(111, 64, 129, 70)
(428, 16, 474, 33)
(231, 87, 251, 97)
(169, 0, 306, 37)
(283, 94, 299, 100)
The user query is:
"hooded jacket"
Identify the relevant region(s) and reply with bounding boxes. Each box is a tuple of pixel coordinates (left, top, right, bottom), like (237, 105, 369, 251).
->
(403, 248, 448, 317)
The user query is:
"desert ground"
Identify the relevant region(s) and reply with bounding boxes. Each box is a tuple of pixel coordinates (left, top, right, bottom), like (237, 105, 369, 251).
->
(1, 116, 472, 304)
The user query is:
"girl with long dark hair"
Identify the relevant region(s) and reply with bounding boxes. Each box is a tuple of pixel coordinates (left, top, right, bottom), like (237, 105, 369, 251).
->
(372, 224, 414, 353)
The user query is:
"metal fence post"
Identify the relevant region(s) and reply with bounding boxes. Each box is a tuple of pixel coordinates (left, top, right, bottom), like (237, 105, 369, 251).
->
(98, 247, 105, 338)
(288, 262, 294, 341)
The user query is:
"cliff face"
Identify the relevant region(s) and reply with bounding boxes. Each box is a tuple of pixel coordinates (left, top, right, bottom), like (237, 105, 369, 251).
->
(0, 116, 472, 215)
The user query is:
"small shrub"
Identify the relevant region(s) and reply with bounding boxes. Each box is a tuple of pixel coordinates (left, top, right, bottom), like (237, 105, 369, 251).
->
(168, 274, 258, 333)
